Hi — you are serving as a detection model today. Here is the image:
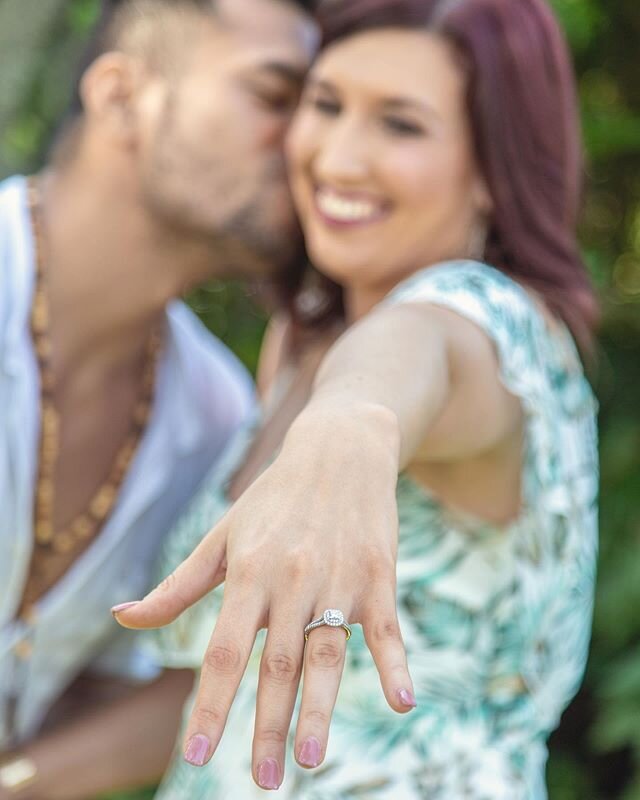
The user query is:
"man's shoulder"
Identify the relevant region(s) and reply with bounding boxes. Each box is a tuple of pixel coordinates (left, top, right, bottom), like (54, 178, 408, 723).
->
(0, 175, 30, 354)
(0, 174, 27, 235)
(0, 173, 25, 199)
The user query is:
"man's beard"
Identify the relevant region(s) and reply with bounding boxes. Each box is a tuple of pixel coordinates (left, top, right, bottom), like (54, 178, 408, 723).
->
(216, 186, 306, 281)
(142, 89, 305, 280)
(144, 151, 306, 282)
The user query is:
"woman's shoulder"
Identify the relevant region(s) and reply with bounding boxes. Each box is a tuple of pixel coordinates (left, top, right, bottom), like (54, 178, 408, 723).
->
(385, 259, 597, 421)
(386, 259, 542, 324)
(386, 260, 578, 362)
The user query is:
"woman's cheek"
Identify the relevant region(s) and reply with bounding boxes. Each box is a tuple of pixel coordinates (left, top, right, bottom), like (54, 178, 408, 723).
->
(285, 112, 322, 164)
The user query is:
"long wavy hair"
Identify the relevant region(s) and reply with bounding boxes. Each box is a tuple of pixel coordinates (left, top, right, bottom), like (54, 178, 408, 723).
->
(289, 0, 597, 353)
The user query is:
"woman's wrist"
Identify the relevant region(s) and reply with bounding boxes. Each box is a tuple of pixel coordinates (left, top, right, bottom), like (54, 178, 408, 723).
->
(284, 400, 401, 472)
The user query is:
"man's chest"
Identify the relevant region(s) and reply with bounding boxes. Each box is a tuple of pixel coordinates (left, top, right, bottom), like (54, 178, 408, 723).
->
(18, 372, 147, 612)
(50, 375, 144, 533)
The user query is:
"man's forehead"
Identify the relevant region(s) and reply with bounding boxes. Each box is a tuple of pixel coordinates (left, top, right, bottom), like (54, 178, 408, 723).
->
(216, 0, 319, 57)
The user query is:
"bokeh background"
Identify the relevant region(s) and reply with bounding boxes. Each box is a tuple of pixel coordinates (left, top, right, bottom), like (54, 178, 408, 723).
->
(0, 0, 639, 798)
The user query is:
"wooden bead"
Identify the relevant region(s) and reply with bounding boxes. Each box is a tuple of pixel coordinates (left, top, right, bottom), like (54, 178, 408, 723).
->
(71, 517, 94, 539)
(35, 520, 54, 545)
(37, 480, 54, 503)
(41, 407, 59, 435)
(90, 486, 117, 518)
(32, 294, 49, 333)
(52, 532, 75, 554)
(35, 338, 53, 359)
(25, 177, 160, 602)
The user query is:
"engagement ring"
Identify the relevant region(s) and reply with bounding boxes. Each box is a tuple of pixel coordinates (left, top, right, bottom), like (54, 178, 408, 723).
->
(304, 608, 352, 642)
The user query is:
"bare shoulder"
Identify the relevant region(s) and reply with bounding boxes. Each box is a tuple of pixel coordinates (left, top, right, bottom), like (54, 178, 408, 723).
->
(404, 301, 524, 462)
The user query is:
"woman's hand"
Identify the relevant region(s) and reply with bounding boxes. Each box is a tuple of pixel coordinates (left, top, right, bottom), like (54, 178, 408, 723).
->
(113, 403, 417, 790)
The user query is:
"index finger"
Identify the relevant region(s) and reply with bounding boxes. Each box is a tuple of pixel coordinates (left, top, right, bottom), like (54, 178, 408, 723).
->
(182, 579, 266, 767)
(111, 519, 229, 629)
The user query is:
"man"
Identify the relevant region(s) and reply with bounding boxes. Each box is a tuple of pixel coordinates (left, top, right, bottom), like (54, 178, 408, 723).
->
(0, 0, 318, 796)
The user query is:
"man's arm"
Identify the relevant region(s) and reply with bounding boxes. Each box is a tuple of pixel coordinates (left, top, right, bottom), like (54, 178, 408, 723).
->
(0, 669, 194, 800)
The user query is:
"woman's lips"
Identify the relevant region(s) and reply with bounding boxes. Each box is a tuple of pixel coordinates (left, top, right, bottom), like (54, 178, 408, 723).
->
(313, 186, 391, 228)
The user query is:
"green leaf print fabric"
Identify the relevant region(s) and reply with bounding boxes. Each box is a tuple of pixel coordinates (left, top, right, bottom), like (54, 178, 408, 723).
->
(147, 261, 599, 800)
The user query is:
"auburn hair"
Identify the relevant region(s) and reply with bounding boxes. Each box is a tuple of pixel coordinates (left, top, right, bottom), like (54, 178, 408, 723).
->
(296, 0, 598, 352)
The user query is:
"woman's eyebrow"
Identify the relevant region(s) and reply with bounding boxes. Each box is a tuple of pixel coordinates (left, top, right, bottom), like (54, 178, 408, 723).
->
(304, 77, 440, 120)
(382, 96, 441, 120)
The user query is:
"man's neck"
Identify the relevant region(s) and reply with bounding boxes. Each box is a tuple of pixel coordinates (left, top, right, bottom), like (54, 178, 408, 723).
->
(37, 167, 218, 385)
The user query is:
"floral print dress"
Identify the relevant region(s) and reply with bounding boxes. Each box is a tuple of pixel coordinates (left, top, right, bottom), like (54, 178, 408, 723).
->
(147, 261, 599, 800)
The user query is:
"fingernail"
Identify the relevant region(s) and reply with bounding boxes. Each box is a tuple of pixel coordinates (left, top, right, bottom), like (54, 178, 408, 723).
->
(398, 688, 417, 708)
(298, 736, 321, 767)
(184, 734, 210, 766)
(111, 601, 140, 618)
(257, 758, 280, 790)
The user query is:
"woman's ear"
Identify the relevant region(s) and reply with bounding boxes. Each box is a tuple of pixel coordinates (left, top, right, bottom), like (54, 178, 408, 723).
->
(79, 52, 146, 146)
(473, 175, 493, 217)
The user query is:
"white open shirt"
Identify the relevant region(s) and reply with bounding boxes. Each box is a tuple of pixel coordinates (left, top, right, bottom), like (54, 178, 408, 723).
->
(0, 175, 256, 748)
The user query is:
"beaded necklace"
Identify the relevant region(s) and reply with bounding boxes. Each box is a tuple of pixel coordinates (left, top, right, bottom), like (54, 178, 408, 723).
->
(21, 176, 162, 612)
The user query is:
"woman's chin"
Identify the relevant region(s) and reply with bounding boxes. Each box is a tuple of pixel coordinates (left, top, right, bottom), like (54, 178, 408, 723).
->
(306, 242, 381, 285)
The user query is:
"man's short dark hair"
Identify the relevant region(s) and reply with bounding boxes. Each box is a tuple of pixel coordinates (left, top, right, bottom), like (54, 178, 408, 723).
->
(67, 0, 318, 117)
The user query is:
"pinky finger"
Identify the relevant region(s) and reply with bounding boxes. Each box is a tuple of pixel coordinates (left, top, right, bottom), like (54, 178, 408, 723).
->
(361, 582, 417, 713)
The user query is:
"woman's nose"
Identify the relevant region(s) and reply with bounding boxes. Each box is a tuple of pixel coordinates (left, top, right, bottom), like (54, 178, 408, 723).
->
(313, 117, 371, 184)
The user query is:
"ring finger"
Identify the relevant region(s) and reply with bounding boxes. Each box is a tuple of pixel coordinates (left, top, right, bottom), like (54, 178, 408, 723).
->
(294, 602, 352, 771)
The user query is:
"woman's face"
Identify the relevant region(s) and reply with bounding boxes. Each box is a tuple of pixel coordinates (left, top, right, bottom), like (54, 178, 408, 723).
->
(286, 28, 492, 300)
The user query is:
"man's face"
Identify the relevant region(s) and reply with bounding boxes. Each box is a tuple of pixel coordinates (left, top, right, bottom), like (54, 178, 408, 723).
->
(137, 0, 319, 277)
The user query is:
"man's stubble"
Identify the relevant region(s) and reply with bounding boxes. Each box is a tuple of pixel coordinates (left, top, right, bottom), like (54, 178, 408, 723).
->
(141, 86, 306, 282)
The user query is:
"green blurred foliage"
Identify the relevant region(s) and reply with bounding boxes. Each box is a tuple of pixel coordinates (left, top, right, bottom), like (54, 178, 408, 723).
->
(1, 0, 639, 798)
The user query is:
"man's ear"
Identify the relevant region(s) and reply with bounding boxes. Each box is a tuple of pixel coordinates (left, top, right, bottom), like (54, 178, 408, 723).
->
(79, 52, 147, 146)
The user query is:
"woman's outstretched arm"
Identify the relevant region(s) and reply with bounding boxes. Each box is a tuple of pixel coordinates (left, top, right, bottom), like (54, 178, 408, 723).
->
(112, 300, 520, 790)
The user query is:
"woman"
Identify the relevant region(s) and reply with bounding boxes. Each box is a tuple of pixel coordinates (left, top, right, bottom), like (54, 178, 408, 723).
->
(115, 0, 599, 796)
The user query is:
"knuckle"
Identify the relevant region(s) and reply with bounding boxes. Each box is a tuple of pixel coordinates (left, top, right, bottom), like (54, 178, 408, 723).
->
(282, 548, 313, 583)
(303, 708, 330, 726)
(307, 640, 343, 669)
(157, 572, 176, 592)
(364, 547, 395, 580)
(231, 556, 261, 586)
(203, 641, 242, 675)
(255, 726, 287, 746)
(192, 705, 225, 729)
(262, 651, 300, 685)
(150, 571, 190, 611)
(369, 616, 402, 643)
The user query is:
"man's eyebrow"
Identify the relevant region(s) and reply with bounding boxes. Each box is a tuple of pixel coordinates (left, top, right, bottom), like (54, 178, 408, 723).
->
(254, 61, 307, 85)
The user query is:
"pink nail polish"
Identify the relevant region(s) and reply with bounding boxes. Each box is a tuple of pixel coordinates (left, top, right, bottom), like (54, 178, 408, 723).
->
(184, 734, 210, 766)
(398, 688, 417, 708)
(111, 601, 140, 617)
(299, 737, 321, 767)
(257, 758, 280, 790)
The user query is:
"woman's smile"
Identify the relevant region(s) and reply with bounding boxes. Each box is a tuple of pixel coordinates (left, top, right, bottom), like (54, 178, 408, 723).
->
(286, 28, 492, 306)
(314, 185, 392, 227)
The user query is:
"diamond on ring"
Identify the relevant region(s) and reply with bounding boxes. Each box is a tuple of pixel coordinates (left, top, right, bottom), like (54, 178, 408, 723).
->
(324, 609, 344, 627)
(304, 608, 352, 642)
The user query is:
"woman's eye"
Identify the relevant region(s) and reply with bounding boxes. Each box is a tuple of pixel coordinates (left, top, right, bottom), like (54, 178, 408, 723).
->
(383, 116, 425, 136)
(308, 96, 341, 116)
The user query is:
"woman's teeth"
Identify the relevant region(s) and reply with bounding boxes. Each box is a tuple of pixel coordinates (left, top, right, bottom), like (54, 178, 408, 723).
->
(316, 189, 384, 223)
